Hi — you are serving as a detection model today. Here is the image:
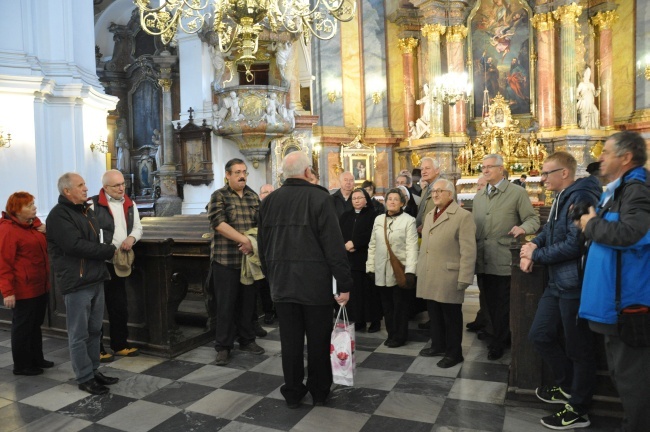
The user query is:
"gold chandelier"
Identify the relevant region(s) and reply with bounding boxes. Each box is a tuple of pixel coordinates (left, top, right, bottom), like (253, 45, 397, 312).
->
(432, 72, 472, 106)
(134, 0, 356, 81)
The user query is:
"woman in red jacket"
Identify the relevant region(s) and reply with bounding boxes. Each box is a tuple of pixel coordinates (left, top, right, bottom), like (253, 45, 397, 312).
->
(0, 192, 53, 375)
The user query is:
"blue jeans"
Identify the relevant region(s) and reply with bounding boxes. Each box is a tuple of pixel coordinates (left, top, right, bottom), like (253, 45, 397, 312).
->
(528, 290, 596, 410)
(64, 283, 104, 384)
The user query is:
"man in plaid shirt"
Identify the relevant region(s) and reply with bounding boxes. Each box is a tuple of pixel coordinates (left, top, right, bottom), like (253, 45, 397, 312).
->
(208, 158, 264, 366)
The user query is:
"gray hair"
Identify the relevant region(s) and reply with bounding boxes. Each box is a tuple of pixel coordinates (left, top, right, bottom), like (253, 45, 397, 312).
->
(396, 172, 412, 185)
(102, 169, 123, 186)
(609, 131, 647, 167)
(483, 154, 504, 166)
(420, 157, 440, 169)
(57, 172, 78, 195)
(433, 178, 455, 193)
(282, 151, 311, 177)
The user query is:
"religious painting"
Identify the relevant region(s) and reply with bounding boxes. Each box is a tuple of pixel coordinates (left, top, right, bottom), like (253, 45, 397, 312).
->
(339, 129, 376, 186)
(351, 157, 369, 183)
(469, 0, 533, 118)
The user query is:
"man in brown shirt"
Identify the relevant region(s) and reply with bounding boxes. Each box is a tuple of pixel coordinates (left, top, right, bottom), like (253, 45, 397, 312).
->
(207, 158, 264, 366)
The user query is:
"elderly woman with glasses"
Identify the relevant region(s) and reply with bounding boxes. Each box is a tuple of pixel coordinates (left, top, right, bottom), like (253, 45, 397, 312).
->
(0, 192, 53, 375)
(339, 188, 381, 332)
(416, 179, 476, 368)
(367, 188, 418, 348)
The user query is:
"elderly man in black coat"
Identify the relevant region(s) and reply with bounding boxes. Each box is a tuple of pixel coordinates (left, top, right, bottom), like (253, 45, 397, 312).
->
(258, 151, 353, 409)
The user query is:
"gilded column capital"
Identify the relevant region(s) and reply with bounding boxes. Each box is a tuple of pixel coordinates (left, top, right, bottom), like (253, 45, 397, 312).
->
(552, 3, 583, 25)
(398, 37, 419, 54)
(158, 78, 172, 92)
(591, 10, 619, 32)
(446, 25, 468, 43)
(531, 12, 555, 31)
(421, 24, 446, 41)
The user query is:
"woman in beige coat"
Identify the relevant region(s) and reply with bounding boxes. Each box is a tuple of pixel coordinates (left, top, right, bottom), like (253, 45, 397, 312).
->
(367, 189, 418, 347)
(416, 179, 476, 368)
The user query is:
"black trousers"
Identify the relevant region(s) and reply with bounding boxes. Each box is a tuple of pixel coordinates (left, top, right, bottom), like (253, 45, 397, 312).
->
(251, 278, 274, 322)
(275, 302, 333, 405)
(379, 285, 411, 344)
(479, 274, 511, 350)
(212, 261, 256, 351)
(427, 300, 463, 360)
(472, 274, 494, 333)
(101, 264, 130, 352)
(12, 293, 48, 370)
(347, 270, 382, 324)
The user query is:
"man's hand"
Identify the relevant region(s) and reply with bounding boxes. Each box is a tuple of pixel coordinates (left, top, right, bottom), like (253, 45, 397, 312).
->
(3, 295, 15, 309)
(508, 225, 526, 238)
(121, 236, 136, 251)
(345, 241, 355, 252)
(520, 242, 537, 260)
(579, 206, 597, 231)
(520, 257, 534, 273)
(417, 225, 423, 234)
(335, 292, 349, 306)
(238, 237, 253, 255)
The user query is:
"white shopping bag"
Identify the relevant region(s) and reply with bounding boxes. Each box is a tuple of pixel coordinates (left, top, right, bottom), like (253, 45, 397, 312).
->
(330, 305, 355, 386)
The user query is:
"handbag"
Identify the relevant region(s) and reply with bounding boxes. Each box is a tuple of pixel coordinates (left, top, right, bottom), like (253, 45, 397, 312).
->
(615, 251, 650, 347)
(384, 216, 408, 289)
(330, 306, 355, 386)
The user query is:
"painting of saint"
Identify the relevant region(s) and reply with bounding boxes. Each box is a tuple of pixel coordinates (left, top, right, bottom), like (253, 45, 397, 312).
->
(471, 0, 531, 117)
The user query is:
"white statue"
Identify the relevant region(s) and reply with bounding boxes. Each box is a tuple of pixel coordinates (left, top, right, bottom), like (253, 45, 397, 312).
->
(223, 91, 244, 121)
(115, 132, 131, 173)
(265, 93, 279, 123)
(408, 121, 417, 138)
(152, 129, 162, 170)
(283, 102, 296, 129)
(577, 67, 601, 130)
(209, 46, 227, 91)
(414, 83, 431, 138)
(271, 41, 292, 85)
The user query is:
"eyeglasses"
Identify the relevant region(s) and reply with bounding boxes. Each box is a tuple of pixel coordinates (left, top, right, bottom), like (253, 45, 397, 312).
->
(351, 196, 366, 201)
(482, 164, 503, 171)
(108, 183, 125, 188)
(229, 170, 249, 176)
(540, 168, 563, 178)
(431, 189, 451, 195)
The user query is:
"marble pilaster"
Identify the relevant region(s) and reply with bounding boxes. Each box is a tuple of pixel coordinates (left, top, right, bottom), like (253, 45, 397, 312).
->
(398, 37, 419, 135)
(421, 24, 445, 137)
(531, 13, 557, 131)
(153, 51, 182, 216)
(553, 3, 583, 129)
(445, 25, 468, 137)
(592, 11, 618, 130)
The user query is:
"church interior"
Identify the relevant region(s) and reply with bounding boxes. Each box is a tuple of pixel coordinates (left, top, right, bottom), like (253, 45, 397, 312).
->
(0, 0, 648, 430)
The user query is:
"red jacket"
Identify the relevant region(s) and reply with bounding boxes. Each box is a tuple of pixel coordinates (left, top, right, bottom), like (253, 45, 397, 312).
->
(0, 212, 50, 300)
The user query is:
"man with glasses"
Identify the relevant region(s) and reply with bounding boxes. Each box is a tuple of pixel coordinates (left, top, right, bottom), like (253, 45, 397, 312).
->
(208, 158, 264, 366)
(416, 157, 443, 232)
(91, 169, 142, 362)
(520, 152, 601, 429)
(332, 172, 355, 218)
(473, 154, 539, 360)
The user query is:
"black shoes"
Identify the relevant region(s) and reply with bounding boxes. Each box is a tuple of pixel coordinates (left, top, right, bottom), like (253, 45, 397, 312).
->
(368, 321, 381, 333)
(437, 356, 463, 368)
(215, 350, 230, 366)
(37, 359, 54, 368)
(466, 321, 484, 332)
(419, 348, 445, 357)
(94, 370, 119, 385)
(386, 340, 404, 348)
(240, 341, 265, 355)
(488, 347, 504, 361)
(254, 321, 268, 338)
(78, 378, 109, 395)
(13, 367, 44, 376)
(418, 320, 430, 330)
(263, 312, 275, 325)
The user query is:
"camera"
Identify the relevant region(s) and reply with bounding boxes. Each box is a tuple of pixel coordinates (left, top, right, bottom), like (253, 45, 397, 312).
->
(569, 201, 592, 222)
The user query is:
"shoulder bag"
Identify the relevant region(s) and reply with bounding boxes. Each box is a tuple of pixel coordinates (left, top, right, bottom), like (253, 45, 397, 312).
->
(384, 216, 408, 289)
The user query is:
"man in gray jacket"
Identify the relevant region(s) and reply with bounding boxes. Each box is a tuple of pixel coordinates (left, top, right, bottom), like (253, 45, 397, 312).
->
(473, 154, 540, 360)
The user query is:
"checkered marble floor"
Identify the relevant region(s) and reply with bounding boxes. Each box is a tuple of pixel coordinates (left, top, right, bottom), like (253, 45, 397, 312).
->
(0, 289, 621, 432)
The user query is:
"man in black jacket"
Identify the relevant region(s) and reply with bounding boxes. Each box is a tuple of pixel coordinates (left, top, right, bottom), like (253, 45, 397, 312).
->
(258, 151, 353, 408)
(332, 171, 354, 217)
(47, 173, 120, 395)
(520, 152, 601, 430)
(91, 170, 142, 361)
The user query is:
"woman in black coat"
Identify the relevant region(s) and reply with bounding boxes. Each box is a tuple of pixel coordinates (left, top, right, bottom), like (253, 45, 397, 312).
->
(339, 188, 382, 332)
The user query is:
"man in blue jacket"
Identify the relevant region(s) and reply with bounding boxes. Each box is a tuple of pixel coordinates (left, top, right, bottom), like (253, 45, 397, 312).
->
(577, 131, 650, 432)
(520, 152, 601, 430)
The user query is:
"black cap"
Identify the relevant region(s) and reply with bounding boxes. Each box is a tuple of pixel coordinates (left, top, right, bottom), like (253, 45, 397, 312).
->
(586, 161, 601, 175)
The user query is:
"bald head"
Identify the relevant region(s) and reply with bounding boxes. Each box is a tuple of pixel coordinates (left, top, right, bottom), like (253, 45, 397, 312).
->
(282, 151, 311, 179)
(259, 184, 274, 200)
(339, 172, 354, 194)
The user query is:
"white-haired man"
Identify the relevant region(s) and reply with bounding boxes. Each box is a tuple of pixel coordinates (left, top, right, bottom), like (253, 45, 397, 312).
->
(332, 172, 355, 217)
(416, 157, 443, 231)
(258, 151, 353, 409)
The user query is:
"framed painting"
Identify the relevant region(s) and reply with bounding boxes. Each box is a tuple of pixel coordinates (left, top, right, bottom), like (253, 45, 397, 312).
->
(339, 129, 376, 185)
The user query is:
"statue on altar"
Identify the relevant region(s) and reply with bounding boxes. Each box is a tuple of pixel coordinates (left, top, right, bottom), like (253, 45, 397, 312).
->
(115, 132, 131, 173)
(270, 41, 292, 86)
(414, 83, 431, 139)
(152, 129, 162, 171)
(577, 67, 601, 130)
(209, 45, 228, 91)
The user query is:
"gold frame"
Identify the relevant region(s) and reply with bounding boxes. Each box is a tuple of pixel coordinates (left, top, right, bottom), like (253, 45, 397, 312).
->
(338, 129, 376, 185)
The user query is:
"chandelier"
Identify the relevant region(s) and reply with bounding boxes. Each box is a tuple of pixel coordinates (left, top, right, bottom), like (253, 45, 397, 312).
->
(134, 0, 356, 82)
(0, 127, 11, 149)
(432, 72, 472, 106)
